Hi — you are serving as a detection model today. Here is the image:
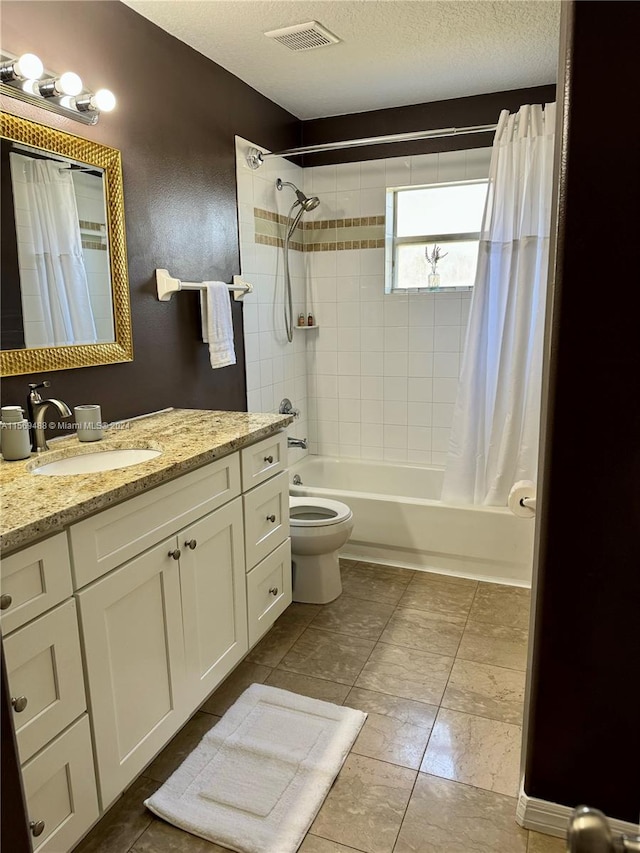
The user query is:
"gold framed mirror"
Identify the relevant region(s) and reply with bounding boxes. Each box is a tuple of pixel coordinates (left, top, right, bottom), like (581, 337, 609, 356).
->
(0, 112, 132, 376)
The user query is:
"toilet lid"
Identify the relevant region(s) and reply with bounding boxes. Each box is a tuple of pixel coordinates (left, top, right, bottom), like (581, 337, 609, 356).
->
(289, 497, 352, 527)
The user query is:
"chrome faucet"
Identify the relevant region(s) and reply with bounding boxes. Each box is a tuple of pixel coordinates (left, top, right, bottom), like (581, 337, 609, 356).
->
(288, 437, 308, 449)
(27, 381, 72, 452)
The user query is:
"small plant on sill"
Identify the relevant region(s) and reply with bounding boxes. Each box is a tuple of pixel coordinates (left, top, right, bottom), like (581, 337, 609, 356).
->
(425, 244, 448, 290)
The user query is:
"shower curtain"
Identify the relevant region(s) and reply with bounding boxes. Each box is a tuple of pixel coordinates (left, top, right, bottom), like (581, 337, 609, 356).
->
(442, 103, 556, 506)
(11, 152, 97, 347)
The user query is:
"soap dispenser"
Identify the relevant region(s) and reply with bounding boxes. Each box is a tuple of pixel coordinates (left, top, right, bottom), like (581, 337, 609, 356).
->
(1, 406, 31, 461)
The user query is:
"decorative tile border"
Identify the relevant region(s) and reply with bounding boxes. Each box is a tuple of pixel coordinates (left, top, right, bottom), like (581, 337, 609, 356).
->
(254, 207, 385, 252)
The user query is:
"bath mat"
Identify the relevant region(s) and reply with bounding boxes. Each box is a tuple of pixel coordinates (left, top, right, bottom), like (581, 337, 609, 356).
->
(144, 683, 367, 853)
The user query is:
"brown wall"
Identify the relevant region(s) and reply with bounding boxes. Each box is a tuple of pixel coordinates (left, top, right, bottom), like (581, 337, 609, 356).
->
(524, 1, 640, 822)
(300, 85, 555, 166)
(0, 0, 299, 421)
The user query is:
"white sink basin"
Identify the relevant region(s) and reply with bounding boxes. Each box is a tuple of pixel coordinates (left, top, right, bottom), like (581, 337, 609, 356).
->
(32, 448, 162, 476)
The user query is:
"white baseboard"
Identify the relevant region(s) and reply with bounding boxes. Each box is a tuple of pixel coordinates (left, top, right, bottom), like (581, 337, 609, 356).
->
(517, 791, 640, 839)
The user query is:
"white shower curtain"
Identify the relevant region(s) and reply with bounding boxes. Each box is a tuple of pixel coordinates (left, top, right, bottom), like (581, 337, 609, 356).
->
(12, 153, 97, 347)
(442, 103, 556, 506)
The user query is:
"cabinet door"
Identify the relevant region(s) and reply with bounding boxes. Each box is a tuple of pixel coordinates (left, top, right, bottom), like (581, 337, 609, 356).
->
(180, 497, 248, 707)
(22, 715, 99, 853)
(76, 538, 187, 808)
(4, 599, 86, 763)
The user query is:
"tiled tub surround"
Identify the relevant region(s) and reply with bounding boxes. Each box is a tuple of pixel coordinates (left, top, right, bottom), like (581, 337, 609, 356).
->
(73, 561, 563, 853)
(0, 408, 291, 554)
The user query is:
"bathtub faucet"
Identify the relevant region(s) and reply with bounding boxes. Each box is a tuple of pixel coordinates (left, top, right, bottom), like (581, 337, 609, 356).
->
(288, 437, 308, 449)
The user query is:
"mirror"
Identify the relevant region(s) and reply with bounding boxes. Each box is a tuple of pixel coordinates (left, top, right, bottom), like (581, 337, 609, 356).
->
(0, 112, 132, 376)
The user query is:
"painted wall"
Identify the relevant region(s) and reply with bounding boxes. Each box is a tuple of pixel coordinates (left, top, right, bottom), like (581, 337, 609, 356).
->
(0, 0, 299, 421)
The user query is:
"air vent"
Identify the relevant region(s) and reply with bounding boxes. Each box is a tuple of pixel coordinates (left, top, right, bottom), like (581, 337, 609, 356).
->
(264, 21, 341, 52)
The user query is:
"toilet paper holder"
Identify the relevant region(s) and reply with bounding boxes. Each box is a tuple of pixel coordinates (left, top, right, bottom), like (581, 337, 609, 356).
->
(508, 481, 537, 517)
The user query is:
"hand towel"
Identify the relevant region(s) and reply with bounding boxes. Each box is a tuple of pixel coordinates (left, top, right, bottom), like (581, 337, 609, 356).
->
(200, 281, 236, 369)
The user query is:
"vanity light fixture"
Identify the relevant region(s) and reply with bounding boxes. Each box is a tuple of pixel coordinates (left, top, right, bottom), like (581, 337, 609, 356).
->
(0, 49, 115, 125)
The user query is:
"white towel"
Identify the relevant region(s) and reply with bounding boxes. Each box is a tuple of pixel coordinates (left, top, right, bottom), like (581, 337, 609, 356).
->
(200, 281, 236, 369)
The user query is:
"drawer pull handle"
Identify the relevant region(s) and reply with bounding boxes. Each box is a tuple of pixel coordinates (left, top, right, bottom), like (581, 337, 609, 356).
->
(184, 539, 197, 550)
(168, 548, 181, 561)
(11, 696, 28, 713)
(0, 594, 12, 610)
(269, 587, 279, 596)
(29, 820, 45, 838)
(266, 514, 276, 523)
(264, 455, 274, 464)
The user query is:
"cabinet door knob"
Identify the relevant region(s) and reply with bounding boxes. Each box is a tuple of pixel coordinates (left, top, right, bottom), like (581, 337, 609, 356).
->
(0, 593, 12, 610)
(168, 548, 181, 561)
(269, 587, 279, 596)
(264, 455, 274, 464)
(266, 514, 276, 523)
(29, 820, 45, 837)
(184, 539, 197, 550)
(11, 696, 28, 713)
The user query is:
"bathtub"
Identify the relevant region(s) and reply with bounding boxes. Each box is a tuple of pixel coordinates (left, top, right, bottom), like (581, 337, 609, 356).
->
(290, 456, 534, 587)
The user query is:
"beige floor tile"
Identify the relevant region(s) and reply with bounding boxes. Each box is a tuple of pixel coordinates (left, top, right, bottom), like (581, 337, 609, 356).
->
(343, 687, 438, 729)
(351, 712, 431, 769)
(421, 708, 521, 797)
(457, 620, 529, 671)
(441, 659, 526, 724)
(339, 558, 360, 568)
(301, 836, 367, 852)
(340, 563, 414, 605)
(411, 571, 478, 590)
(355, 642, 453, 705)
(74, 776, 158, 853)
(394, 773, 528, 853)
(279, 627, 375, 685)
(246, 603, 320, 667)
(309, 594, 395, 640)
(380, 607, 466, 657)
(132, 819, 231, 851)
(266, 669, 351, 703)
(527, 831, 567, 852)
(310, 753, 416, 853)
(469, 583, 531, 629)
(199, 661, 272, 716)
(143, 712, 219, 784)
(399, 578, 476, 618)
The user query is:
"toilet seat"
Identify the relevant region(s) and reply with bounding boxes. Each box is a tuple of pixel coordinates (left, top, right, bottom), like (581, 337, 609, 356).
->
(290, 497, 352, 527)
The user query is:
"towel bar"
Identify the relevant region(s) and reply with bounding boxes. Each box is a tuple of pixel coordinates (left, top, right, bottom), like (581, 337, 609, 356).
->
(155, 269, 253, 302)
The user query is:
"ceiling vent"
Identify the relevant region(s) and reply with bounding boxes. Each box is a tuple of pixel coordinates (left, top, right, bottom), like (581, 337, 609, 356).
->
(264, 21, 341, 52)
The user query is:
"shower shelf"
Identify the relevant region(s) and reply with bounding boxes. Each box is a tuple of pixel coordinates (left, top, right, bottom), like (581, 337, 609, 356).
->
(294, 325, 320, 331)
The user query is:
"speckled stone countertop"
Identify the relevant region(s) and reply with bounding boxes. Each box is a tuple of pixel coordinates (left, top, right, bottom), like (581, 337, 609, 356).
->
(0, 408, 292, 555)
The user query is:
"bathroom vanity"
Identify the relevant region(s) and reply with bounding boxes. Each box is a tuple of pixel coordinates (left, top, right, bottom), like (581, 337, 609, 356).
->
(0, 408, 292, 853)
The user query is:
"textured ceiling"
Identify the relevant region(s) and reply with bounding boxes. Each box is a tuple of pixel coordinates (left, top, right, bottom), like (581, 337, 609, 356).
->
(123, 0, 561, 120)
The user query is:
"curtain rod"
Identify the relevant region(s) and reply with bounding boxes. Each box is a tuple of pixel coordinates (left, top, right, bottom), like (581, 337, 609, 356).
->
(246, 123, 498, 169)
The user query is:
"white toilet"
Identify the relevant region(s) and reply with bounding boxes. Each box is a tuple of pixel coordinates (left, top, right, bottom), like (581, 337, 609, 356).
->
(289, 497, 354, 604)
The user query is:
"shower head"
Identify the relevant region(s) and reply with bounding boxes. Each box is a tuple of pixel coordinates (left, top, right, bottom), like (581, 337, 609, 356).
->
(276, 178, 320, 212)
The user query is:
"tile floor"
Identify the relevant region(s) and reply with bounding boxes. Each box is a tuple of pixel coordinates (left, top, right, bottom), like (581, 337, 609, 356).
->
(74, 560, 566, 853)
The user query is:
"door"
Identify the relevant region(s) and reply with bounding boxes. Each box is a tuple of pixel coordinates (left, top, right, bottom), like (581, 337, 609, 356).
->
(76, 537, 187, 808)
(179, 497, 248, 707)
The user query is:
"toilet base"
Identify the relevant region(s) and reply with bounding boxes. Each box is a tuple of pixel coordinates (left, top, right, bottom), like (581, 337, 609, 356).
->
(292, 551, 342, 604)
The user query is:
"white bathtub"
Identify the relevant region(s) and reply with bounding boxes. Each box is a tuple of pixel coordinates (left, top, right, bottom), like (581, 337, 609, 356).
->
(290, 456, 534, 587)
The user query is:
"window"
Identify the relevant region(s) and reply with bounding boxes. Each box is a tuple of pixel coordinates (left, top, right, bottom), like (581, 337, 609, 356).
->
(385, 179, 488, 293)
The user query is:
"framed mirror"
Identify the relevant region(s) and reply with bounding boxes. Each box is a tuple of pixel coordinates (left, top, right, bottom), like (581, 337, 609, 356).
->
(0, 112, 132, 376)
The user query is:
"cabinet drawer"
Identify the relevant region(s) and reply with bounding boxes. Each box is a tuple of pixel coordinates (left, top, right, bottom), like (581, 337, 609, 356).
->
(22, 714, 99, 853)
(70, 453, 241, 588)
(247, 539, 292, 647)
(240, 432, 287, 491)
(243, 471, 290, 570)
(0, 533, 72, 634)
(4, 599, 86, 764)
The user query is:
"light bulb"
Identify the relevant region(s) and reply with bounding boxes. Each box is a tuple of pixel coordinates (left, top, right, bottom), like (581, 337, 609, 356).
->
(58, 71, 82, 96)
(93, 89, 116, 112)
(14, 53, 44, 80)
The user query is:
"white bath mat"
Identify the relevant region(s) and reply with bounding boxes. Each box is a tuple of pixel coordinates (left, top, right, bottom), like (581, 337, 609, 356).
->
(144, 683, 367, 853)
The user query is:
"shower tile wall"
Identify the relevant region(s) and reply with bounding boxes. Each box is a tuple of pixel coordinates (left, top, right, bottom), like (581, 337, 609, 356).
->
(235, 137, 310, 464)
(303, 148, 492, 465)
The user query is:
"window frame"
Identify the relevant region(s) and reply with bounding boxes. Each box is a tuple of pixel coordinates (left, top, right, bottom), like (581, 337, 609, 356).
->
(385, 178, 488, 295)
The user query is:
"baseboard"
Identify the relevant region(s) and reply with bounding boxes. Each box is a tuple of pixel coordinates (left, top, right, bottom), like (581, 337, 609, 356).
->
(517, 791, 640, 839)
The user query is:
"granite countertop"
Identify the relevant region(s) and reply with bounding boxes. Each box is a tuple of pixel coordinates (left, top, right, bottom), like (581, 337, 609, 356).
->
(0, 408, 292, 555)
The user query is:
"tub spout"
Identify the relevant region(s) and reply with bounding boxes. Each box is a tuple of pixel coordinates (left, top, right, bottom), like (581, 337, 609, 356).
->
(288, 437, 307, 449)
